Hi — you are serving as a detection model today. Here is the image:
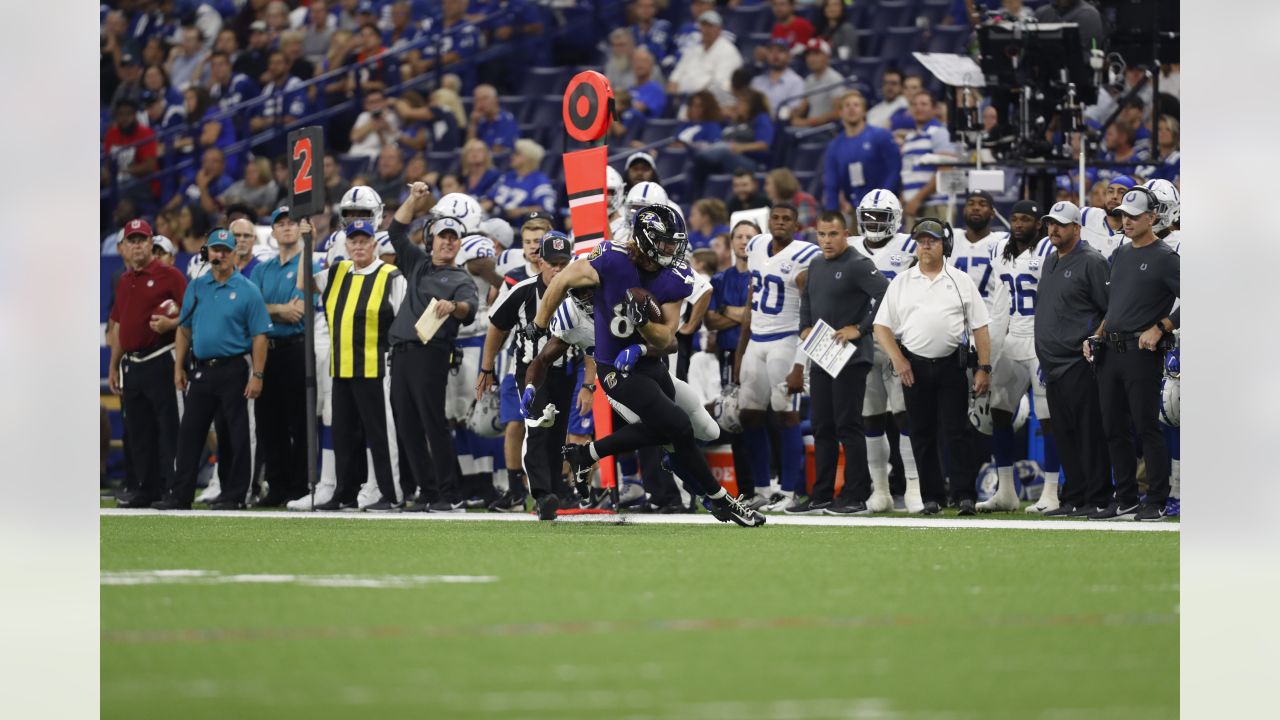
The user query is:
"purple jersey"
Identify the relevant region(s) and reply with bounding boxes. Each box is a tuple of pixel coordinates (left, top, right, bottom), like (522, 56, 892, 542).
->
(588, 241, 694, 366)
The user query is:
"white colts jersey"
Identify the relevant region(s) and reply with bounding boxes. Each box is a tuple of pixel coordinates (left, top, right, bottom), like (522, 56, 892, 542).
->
(1080, 207, 1125, 260)
(948, 231, 1006, 314)
(455, 235, 497, 339)
(745, 234, 820, 337)
(992, 236, 1052, 341)
(495, 247, 527, 278)
(850, 233, 917, 280)
(550, 298, 597, 352)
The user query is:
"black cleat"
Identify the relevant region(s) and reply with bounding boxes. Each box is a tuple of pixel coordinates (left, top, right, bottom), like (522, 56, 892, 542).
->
(825, 500, 870, 516)
(1042, 503, 1078, 518)
(920, 501, 942, 516)
(150, 499, 191, 510)
(957, 499, 977, 516)
(362, 498, 403, 512)
(708, 493, 767, 527)
(209, 499, 245, 511)
(536, 493, 560, 521)
(117, 494, 159, 509)
(487, 490, 528, 513)
(562, 444, 595, 488)
(428, 500, 466, 513)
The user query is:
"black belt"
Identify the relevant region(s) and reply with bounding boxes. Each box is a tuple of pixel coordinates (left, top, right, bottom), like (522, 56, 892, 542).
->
(267, 334, 304, 349)
(123, 343, 173, 363)
(1103, 331, 1174, 352)
(194, 355, 244, 368)
(901, 347, 962, 364)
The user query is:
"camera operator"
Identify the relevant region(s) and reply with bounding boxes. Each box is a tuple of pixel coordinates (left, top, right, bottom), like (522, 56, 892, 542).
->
(1083, 187, 1179, 521)
(873, 219, 992, 515)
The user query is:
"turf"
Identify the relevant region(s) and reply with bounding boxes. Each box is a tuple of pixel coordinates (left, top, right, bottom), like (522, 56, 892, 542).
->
(101, 517, 1178, 719)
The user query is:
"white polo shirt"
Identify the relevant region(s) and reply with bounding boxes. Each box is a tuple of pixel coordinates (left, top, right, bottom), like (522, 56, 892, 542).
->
(874, 264, 991, 359)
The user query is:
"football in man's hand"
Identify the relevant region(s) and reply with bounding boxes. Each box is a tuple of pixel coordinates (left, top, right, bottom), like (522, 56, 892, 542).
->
(625, 287, 662, 323)
(155, 299, 179, 318)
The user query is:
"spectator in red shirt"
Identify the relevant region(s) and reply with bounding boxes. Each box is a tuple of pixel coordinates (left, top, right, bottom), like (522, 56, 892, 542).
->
(103, 97, 160, 206)
(108, 218, 189, 508)
(757, 0, 815, 62)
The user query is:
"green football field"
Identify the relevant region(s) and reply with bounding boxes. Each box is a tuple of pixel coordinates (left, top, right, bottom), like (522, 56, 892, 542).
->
(101, 514, 1179, 719)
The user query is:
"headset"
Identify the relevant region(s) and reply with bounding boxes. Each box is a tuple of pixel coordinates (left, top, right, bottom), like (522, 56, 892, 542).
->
(1114, 185, 1160, 218)
(911, 218, 955, 257)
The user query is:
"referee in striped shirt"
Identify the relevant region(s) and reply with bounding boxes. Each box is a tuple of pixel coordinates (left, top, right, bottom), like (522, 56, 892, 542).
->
(304, 218, 407, 511)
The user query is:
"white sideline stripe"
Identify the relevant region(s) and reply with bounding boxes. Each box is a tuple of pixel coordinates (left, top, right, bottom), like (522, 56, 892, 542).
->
(101, 569, 497, 588)
(99, 508, 1179, 533)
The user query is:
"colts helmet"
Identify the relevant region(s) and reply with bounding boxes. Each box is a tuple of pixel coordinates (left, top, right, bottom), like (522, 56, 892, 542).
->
(338, 185, 384, 229)
(1159, 376, 1180, 427)
(968, 393, 1029, 436)
(478, 216, 514, 249)
(624, 181, 669, 225)
(1142, 179, 1180, 232)
(435, 192, 484, 234)
(606, 166, 626, 217)
(567, 286, 594, 314)
(711, 385, 744, 434)
(466, 392, 504, 437)
(632, 203, 689, 268)
(856, 189, 903, 242)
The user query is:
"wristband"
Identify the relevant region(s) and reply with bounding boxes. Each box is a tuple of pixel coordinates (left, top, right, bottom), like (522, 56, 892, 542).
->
(252, 371, 264, 380)
(581, 383, 596, 392)
(480, 367, 494, 375)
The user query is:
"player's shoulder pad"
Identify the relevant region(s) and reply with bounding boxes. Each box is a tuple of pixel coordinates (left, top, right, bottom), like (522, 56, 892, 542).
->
(1036, 237, 1053, 257)
(896, 233, 916, 253)
(747, 233, 770, 254)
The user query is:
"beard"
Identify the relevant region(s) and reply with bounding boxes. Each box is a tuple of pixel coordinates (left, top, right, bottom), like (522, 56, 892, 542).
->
(963, 214, 988, 232)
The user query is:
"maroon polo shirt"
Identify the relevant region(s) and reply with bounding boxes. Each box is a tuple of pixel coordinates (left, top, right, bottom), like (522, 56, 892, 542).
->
(109, 259, 188, 352)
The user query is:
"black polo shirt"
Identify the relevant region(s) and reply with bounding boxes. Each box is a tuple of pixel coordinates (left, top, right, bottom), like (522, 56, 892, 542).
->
(800, 246, 890, 366)
(387, 219, 480, 347)
(1035, 238, 1110, 382)
(1103, 238, 1179, 334)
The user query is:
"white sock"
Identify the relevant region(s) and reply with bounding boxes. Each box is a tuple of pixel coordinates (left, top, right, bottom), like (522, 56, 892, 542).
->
(319, 448, 337, 490)
(494, 468, 510, 493)
(867, 434, 890, 492)
(707, 488, 726, 500)
(1040, 471, 1060, 504)
(1169, 459, 1181, 499)
(995, 465, 1017, 501)
(899, 434, 919, 483)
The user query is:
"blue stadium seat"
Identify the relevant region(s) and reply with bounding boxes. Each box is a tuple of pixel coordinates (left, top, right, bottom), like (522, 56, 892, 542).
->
(868, 1, 916, 41)
(500, 95, 528, 123)
(917, 0, 954, 29)
(724, 4, 772, 38)
(655, 146, 690, 181)
(639, 118, 681, 145)
(879, 26, 924, 64)
(338, 154, 372, 180)
(849, 56, 886, 89)
(523, 66, 569, 98)
(524, 95, 564, 139)
(791, 142, 829, 174)
(703, 173, 734, 203)
(426, 151, 459, 175)
(927, 25, 972, 55)
(740, 32, 773, 61)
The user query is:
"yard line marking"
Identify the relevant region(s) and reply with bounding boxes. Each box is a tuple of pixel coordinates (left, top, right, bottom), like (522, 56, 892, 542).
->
(99, 508, 1180, 533)
(101, 570, 497, 588)
(101, 611, 1178, 645)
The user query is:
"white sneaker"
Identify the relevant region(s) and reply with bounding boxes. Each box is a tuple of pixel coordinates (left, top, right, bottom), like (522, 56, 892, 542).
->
(196, 476, 221, 504)
(618, 479, 646, 507)
(357, 481, 380, 509)
(902, 477, 925, 514)
(1027, 478, 1061, 514)
(867, 490, 894, 513)
(977, 491, 1020, 512)
(287, 485, 335, 511)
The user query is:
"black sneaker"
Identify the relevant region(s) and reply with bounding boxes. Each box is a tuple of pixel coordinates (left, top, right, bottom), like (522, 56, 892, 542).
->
(428, 500, 465, 513)
(363, 498, 403, 512)
(536, 493, 559, 521)
(1067, 504, 1098, 518)
(1089, 502, 1139, 520)
(784, 497, 831, 515)
(255, 494, 288, 508)
(404, 500, 433, 513)
(209, 499, 245, 511)
(920, 501, 942, 516)
(117, 494, 159, 509)
(150, 498, 191, 510)
(957, 499, 976, 516)
(487, 490, 528, 513)
(825, 500, 870, 516)
(1042, 504, 1078, 518)
(1134, 503, 1167, 521)
(562, 444, 595, 488)
(315, 498, 360, 512)
(708, 493, 767, 527)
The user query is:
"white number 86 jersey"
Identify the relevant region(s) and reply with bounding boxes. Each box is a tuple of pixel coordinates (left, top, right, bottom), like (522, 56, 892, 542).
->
(992, 236, 1053, 341)
(746, 234, 820, 336)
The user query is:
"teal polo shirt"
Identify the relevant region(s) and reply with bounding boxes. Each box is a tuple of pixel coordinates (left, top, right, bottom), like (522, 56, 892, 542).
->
(250, 251, 305, 338)
(178, 271, 273, 359)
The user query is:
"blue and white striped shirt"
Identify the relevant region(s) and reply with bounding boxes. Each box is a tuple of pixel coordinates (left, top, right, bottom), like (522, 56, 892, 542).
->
(900, 120, 954, 204)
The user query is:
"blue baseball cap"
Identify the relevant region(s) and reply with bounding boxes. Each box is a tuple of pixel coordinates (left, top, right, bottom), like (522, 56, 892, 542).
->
(270, 205, 292, 224)
(1108, 175, 1137, 190)
(206, 228, 235, 250)
(346, 219, 376, 238)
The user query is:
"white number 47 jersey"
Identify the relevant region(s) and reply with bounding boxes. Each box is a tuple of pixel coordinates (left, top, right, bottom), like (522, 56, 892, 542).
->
(746, 234, 820, 337)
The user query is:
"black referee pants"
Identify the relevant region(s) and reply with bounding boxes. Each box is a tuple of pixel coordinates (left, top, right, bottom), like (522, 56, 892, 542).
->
(1044, 361, 1113, 509)
(1096, 345, 1168, 507)
(120, 352, 179, 501)
(256, 340, 308, 502)
(390, 344, 460, 504)
(810, 363, 871, 504)
(170, 359, 251, 505)
(522, 365, 575, 498)
(332, 376, 398, 505)
(901, 350, 980, 505)
(595, 360, 722, 497)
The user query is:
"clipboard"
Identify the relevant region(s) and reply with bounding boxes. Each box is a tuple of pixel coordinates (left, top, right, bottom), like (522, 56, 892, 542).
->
(414, 299, 446, 343)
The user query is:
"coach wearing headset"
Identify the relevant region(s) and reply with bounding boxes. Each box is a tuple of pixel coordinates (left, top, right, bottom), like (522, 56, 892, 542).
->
(873, 219, 992, 515)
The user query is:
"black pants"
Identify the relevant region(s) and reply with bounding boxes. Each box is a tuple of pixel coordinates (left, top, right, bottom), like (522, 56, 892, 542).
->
(256, 340, 308, 501)
(120, 351, 179, 500)
(522, 364, 574, 498)
(901, 350, 980, 505)
(595, 360, 721, 497)
(1045, 361, 1113, 508)
(171, 359, 251, 505)
(810, 363, 871, 504)
(332, 376, 397, 504)
(390, 344, 459, 504)
(1096, 345, 1168, 506)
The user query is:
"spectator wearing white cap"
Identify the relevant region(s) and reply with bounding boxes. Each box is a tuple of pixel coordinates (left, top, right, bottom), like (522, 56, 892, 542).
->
(624, 151, 660, 192)
(152, 235, 178, 266)
(1034, 201, 1115, 518)
(790, 37, 845, 128)
(667, 10, 743, 97)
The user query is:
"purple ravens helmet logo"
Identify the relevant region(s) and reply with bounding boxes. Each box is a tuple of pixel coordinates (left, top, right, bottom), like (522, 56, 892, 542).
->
(638, 209, 668, 235)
